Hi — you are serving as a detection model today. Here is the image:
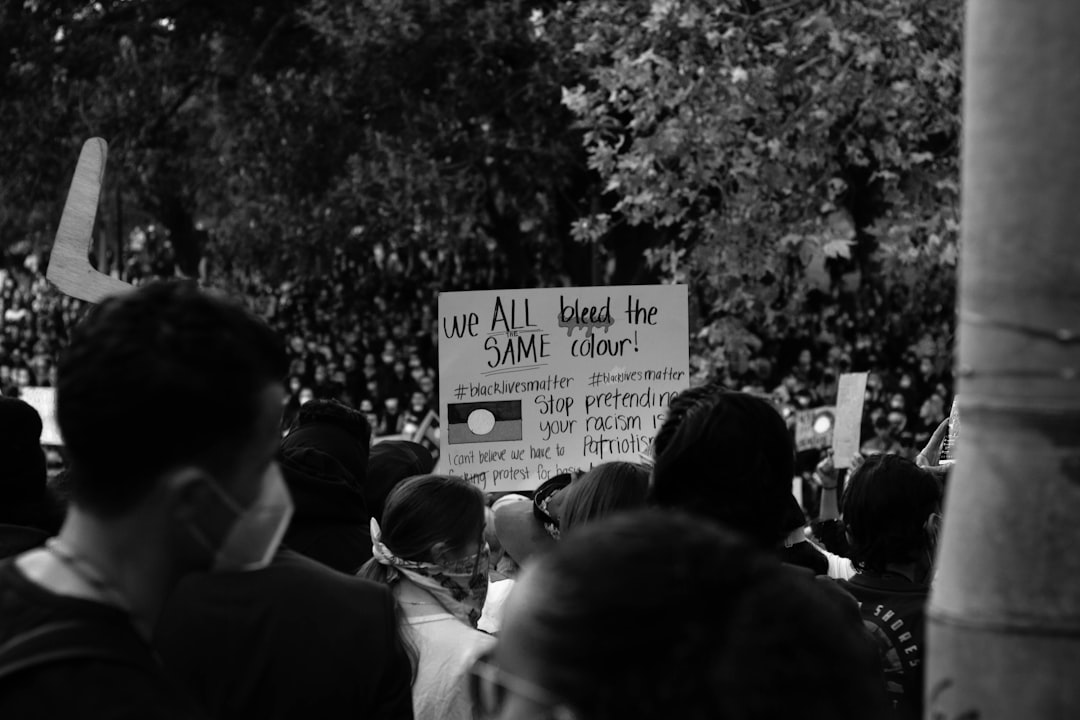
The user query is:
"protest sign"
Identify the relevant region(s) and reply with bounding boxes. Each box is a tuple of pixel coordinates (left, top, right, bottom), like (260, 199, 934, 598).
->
(795, 406, 835, 452)
(438, 285, 689, 491)
(941, 395, 959, 464)
(831, 372, 868, 468)
(20, 387, 63, 446)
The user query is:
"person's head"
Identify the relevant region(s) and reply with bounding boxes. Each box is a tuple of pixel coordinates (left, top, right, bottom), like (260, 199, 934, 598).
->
(0, 397, 61, 532)
(919, 356, 935, 378)
(873, 414, 893, 440)
(360, 473, 486, 588)
(281, 399, 372, 488)
(409, 391, 428, 411)
(384, 396, 400, 415)
(298, 387, 315, 405)
(57, 281, 289, 571)
(358, 398, 380, 427)
(651, 386, 800, 548)
(842, 454, 942, 578)
(889, 392, 906, 412)
(481, 510, 886, 720)
(920, 393, 945, 423)
(364, 440, 435, 522)
(558, 462, 649, 538)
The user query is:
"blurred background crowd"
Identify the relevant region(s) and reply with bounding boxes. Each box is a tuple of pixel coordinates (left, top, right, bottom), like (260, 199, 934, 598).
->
(1, 238, 953, 469)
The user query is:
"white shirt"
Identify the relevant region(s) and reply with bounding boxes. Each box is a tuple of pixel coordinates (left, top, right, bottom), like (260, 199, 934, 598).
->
(405, 612, 495, 720)
(478, 578, 515, 635)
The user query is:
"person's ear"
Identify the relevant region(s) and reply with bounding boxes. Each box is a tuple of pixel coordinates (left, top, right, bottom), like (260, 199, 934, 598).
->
(924, 511, 943, 548)
(164, 467, 216, 521)
(165, 468, 233, 567)
(430, 540, 452, 565)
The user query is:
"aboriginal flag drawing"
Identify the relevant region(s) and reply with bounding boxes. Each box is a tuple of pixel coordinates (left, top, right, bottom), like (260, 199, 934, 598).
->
(447, 400, 523, 445)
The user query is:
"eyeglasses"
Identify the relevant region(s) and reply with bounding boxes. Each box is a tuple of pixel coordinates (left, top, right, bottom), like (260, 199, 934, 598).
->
(467, 654, 575, 720)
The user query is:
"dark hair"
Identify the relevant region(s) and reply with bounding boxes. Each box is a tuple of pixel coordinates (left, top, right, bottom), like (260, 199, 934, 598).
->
(650, 387, 797, 548)
(363, 440, 435, 522)
(559, 462, 649, 537)
(358, 474, 484, 584)
(56, 281, 287, 515)
(288, 397, 372, 441)
(509, 510, 886, 720)
(651, 383, 721, 458)
(281, 399, 372, 487)
(841, 454, 942, 573)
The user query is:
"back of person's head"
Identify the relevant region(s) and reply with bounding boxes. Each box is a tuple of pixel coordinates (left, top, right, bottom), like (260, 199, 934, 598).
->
(364, 440, 434, 522)
(651, 386, 798, 548)
(842, 454, 942, 573)
(57, 281, 288, 516)
(559, 461, 649, 537)
(0, 397, 47, 505)
(281, 398, 371, 487)
(0, 397, 61, 533)
(359, 474, 484, 582)
(491, 510, 886, 720)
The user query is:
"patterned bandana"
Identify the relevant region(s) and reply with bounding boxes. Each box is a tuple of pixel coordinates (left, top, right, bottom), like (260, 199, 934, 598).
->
(370, 517, 489, 628)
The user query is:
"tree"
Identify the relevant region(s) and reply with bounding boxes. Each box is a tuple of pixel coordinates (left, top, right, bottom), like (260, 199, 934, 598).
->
(544, 0, 962, 377)
(0, 0, 600, 286)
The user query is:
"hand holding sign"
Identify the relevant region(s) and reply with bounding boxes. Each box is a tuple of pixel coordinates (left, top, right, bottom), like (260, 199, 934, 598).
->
(47, 138, 135, 304)
(916, 418, 952, 477)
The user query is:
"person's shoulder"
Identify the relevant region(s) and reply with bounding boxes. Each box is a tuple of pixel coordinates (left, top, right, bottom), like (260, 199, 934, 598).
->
(272, 549, 391, 601)
(0, 658, 205, 720)
(410, 614, 495, 654)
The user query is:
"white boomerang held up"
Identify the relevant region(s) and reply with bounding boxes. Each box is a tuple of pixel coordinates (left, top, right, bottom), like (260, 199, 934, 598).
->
(47, 138, 135, 304)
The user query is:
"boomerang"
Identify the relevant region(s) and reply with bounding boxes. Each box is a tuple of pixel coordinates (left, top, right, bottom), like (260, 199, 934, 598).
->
(47, 138, 135, 303)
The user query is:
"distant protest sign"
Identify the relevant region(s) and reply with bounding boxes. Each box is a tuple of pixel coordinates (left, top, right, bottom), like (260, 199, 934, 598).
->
(795, 406, 835, 452)
(20, 387, 62, 446)
(832, 372, 868, 468)
(438, 285, 689, 491)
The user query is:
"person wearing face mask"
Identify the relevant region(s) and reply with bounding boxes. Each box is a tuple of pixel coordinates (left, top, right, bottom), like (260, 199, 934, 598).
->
(0, 282, 290, 718)
(359, 474, 494, 720)
(835, 453, 943, 720)
(153, 402, 415, 720)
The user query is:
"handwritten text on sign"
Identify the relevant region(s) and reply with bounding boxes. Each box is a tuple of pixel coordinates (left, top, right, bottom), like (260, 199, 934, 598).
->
(438, 285, 690, 491)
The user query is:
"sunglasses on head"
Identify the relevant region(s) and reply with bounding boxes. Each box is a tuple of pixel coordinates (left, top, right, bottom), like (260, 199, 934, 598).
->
(467, 652, 575, 720)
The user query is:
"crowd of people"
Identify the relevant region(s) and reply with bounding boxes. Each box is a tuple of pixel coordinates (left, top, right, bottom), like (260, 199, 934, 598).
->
(0, 277, 953, 719)
(1, 238, 954, 459)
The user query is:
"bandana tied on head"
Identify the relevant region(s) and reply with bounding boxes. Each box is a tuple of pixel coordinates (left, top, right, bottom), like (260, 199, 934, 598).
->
(370, 518, 489, 628)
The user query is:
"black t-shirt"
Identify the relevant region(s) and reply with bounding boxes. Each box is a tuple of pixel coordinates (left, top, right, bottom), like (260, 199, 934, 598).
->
(837, 573, 929, 720)
(0, 559, 206, 720)
(778, 541, 829, 575)
(154, 548, 415, 720)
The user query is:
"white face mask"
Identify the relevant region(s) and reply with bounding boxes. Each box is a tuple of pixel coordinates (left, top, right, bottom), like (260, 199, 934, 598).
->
(193, 464, 294, 572)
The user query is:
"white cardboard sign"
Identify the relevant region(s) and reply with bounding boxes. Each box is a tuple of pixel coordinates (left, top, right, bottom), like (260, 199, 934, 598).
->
(832, 372, 869, 468)
(437, 285, 689, 491)
(19, 387, 63, 446)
